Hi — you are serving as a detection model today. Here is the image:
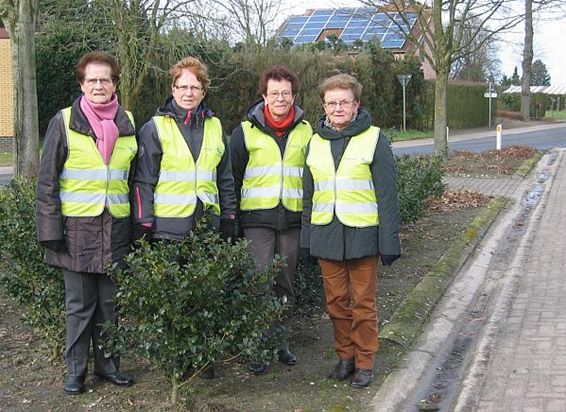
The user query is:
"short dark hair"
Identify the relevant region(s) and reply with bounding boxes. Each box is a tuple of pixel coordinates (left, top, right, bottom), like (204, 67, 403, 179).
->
(75, 51, 121, 84)
(259, 65, 299, 96)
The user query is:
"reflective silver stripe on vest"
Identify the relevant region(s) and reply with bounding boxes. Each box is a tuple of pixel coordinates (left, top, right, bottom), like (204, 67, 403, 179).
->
(314, 180, 334, 192)
(107, 193, 130, 204)
(337, 202, 378, 214)
(159, 170, 196, 181)
(312, 202, 334, 213)
(109, 170, 129, 180)
(283, 166, 303, 177)
(198, 193, 219, 204)
(241, 186, 280, 198)
(60, 191, 106, 203)
(244, 165, 281, 178)
(154, 193, 197, 204)
(60, 169, 108, 180)
(196, 169, 217, 181)
(336, 179, 374, 191)
(282, 187, 302, 199)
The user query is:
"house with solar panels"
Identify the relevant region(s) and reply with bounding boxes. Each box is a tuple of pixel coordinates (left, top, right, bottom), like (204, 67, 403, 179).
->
(276, 6, 435, 79)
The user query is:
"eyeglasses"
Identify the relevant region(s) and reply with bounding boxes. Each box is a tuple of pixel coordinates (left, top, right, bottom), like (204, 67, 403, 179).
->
(267, 90, 293, 100)
(84, 78, 113, 87)
(324, 99, 355, 110)
(175, 84, 203, 94)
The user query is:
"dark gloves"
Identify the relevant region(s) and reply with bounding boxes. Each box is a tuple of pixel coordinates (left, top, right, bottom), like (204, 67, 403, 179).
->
(132, 223, 153, 243)
(219, 218, 237, 242)
(299, 247, 317, 266)
(381, 254, 400, 267)
(41, 239, 66, 253)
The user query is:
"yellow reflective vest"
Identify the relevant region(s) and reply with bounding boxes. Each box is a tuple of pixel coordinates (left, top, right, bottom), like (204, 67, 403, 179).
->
(306, 126, 380, 227)
(59, 107, 137, 218)
(153, 115, 224, 217)
(240, 121, 312, 212)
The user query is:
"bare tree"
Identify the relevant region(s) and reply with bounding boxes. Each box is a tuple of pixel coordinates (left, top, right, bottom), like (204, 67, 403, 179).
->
(359, 0, 524, 157)
(0, 0, 39, 177)
(193, 0, 284, 48)
(520, 0, 533, 120)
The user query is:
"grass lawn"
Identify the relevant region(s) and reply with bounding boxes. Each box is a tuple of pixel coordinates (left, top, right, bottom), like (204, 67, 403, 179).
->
(385, 128, 434, 142)
(0, 152, 12, 167)
(545, 110, 566, 120)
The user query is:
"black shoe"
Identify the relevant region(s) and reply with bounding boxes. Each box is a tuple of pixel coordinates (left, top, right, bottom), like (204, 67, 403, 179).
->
(248, 362, 268, 375)
(277, 348, 297, 366)
(94, 371, 134, 386)
(64, 375, 85, 395)
(350, 368, 373, 388)
(328, 358, 355, 380)
(199, 365, 215, 379)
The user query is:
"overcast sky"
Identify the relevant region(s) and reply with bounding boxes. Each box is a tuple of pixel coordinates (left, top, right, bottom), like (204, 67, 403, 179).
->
(283, 0, 566, 86)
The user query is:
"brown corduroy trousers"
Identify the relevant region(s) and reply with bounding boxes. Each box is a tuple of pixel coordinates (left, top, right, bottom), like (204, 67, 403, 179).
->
(319, 256, 379, 370)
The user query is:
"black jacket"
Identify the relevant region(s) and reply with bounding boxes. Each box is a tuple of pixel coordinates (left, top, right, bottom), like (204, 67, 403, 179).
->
(132, 97, 236, 240)
(36, 96, 136, 273)
(230, 100, 312, 231)
(300, 108, 401, 261)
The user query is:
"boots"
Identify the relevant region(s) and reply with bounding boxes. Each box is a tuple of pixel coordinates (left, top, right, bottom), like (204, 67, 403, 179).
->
(277, 342, 297, 366)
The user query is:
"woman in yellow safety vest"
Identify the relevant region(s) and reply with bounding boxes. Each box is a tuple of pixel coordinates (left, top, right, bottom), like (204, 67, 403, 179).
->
(36, 51, 136, 395)
(132, 56, 236, 242)
(301, 73, 401, 389)
(230, 65, 312, 374)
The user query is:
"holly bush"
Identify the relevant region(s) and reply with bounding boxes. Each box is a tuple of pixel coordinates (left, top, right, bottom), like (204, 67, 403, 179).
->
(396, 154, 445, 223)
(106, 216, 285, 403)
(0, 177, 65, 358)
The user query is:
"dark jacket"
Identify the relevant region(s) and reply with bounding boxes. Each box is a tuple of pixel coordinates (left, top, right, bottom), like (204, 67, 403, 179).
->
(300, 108, 401, 261)
(132, 97, 236, 240)
(230, 100, 311, 231)
(36, 96, 137, 273)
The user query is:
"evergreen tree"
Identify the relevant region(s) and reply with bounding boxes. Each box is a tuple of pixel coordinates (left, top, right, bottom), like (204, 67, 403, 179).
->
(531, 59, 551, 86)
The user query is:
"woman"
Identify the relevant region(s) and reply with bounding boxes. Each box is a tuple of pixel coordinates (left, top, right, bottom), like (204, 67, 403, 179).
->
(132, 56, 236, 379)
(132, 56, 236, 242)
(230, 65, 312, 373)
(36, 51, 136, 394)
(301, 73, 400, 388)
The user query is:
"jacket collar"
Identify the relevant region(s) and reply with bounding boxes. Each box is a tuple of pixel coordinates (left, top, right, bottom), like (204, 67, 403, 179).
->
(69, 96, 136, 137)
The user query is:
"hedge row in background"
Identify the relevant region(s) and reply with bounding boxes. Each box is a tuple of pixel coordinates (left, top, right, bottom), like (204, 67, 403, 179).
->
(36, 30, 492, 137)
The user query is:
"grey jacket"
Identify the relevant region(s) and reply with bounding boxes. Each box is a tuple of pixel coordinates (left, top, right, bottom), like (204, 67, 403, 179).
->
(132, 97, 236, 240)
(36, 96, 136, 273)
(300, 108, 401, 262)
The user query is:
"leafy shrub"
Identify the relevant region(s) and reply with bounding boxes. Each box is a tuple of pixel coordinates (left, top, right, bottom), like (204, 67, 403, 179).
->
(0, 178, 65, 358)
(294, 260, 324, 317)
(396, 155, 445, 223)
(106, 217, 285, 403)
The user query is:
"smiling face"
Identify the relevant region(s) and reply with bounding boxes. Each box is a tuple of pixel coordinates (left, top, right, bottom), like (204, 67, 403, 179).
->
(263, 79, 295, 121)
(80, 62, 116, 104)
(172, 69, 205, 111)
(323, 88, 360, 131)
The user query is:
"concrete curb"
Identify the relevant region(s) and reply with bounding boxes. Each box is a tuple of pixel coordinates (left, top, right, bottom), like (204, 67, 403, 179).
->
(379, 197, 507, 348)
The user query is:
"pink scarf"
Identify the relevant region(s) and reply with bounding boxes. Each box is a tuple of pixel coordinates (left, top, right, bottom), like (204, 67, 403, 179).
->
(80, 95, 119, 164)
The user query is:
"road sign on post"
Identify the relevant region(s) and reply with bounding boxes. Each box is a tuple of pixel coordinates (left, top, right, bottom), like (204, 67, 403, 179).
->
(484, 82, 497, 128)
(397, 74, 412, 131)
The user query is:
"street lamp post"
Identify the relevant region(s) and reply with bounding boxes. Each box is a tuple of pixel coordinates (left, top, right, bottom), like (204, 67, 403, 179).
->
(397, 74, 412, 131)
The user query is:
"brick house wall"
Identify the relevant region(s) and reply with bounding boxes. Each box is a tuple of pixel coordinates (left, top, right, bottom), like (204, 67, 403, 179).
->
(0, 26, 14, 152)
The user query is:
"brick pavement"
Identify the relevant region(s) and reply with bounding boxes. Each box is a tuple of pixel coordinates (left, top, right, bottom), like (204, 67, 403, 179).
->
(469, 149, 566, 411)
(443, 175, 522, 198)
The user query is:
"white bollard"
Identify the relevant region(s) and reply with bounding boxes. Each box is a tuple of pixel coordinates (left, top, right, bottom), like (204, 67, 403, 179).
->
(496, 124, 502, 150)
(446, 126, 449, 142)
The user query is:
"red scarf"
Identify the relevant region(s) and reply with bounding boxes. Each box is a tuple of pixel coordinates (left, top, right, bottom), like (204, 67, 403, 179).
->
(264, 105, 295, 137)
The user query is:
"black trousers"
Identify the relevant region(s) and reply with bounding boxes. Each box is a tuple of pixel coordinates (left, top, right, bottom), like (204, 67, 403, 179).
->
(64, 270, 118, 377)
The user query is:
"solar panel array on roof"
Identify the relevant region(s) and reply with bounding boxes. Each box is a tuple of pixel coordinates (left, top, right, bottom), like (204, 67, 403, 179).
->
(277, 7, 416, 48)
